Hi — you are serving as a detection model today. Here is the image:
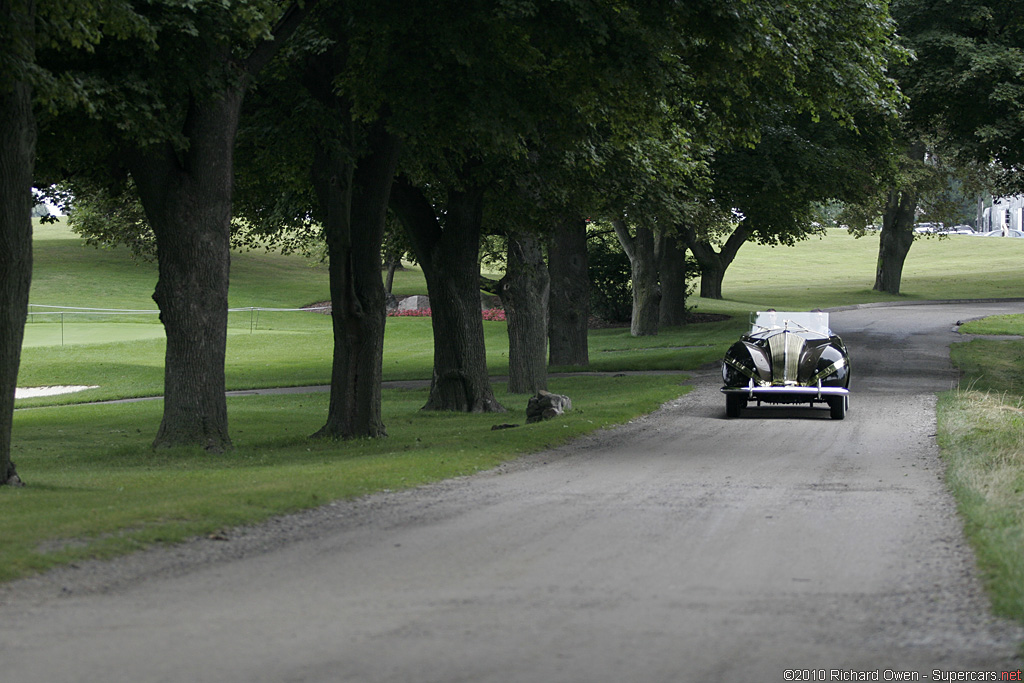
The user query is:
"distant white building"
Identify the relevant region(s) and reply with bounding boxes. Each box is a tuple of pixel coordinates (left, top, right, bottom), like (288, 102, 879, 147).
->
(981, 196, 1024, 234)
(31, 187, 64, 217)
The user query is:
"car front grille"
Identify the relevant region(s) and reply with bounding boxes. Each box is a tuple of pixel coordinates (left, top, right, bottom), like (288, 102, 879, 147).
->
(767, 331, 804, 384)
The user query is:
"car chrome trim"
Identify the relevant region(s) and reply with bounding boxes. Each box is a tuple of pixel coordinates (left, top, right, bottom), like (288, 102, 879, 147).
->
(721, 386, 849, 397)
(767, 331, 804, 384)
(723, 356, 769, 386)
(808, 357, 847, 384)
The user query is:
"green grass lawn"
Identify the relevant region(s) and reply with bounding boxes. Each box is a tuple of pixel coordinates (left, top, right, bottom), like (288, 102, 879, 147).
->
(4, 374, 686, 583)
(708, 229, 1024, 312)
(7, 220, 1024, 628)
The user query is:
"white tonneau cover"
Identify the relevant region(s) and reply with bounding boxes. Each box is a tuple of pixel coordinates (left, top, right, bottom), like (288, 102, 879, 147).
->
(751, 311, 830, 336)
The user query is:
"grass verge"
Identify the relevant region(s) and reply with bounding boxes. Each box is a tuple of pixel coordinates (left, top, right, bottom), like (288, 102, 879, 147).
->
(942, 321, 1024, 624)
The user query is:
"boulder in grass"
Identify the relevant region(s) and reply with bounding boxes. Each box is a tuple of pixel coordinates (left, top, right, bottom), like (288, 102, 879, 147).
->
(397, 295, 430, 311)
(526, 390, 572, 423)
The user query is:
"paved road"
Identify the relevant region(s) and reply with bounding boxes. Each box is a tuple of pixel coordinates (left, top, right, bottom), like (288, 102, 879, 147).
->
(2, 302, 1023, 682)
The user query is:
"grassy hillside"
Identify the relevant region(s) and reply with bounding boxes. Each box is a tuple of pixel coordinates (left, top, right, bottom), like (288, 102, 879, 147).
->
(710, 229, 1024, 313)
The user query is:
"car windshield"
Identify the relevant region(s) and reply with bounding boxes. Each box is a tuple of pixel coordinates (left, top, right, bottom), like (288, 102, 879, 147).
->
(750, 311, 830, 336)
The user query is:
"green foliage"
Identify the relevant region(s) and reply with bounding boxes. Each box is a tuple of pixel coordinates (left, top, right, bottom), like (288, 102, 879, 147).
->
(895, 0, 1024, 184)
(586, 226, 632, 324)
(712, 108, 897, 246)
(66, 181, 155, 260)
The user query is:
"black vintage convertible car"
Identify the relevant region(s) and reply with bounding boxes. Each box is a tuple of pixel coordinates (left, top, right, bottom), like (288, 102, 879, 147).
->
(721, 311, 850, 419)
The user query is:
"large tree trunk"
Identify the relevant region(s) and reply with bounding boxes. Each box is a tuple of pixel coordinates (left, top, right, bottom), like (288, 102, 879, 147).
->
(121, 6, 310, 452)
(310, 124, 400, 439)
(698, 266, 725, 300)
(499, 231, 549, 394)
(659, 234, 688, 327)
(384, 260, 399, 293)
(681, 222, 751, 300)
(390, 175, 504, 413)
(0, 0, 35, 486)
(874, 189, 917, 294)
(128, 94, 244, 452)
(612, 219, 660, 336)
(547, 215, 589, 367)
(874, 143, 925, 295)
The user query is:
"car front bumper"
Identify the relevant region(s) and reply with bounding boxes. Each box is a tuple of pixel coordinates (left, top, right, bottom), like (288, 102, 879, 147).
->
(721, 385, 850, 403)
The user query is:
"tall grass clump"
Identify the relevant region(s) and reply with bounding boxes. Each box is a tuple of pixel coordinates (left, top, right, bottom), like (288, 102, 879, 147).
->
(943, 324, 1024, 624)
(937, 389, 1024, 620)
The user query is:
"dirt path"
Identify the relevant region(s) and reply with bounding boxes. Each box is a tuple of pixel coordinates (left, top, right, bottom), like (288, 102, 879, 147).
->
(2, 302, 1023, 682)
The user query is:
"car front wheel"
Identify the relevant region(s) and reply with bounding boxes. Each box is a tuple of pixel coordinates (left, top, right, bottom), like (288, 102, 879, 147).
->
(828, 395, 847, 420)
(726, 393, 745, 418)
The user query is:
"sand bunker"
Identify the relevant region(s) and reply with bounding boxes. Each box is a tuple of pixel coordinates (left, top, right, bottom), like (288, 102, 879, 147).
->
(15, 385, 99, 399)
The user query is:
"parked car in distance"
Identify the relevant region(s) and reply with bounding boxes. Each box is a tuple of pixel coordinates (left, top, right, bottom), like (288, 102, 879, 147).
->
(721, 311, 851, 419)
(973, 229, 1024, 237)
(935, 225, 975, 235)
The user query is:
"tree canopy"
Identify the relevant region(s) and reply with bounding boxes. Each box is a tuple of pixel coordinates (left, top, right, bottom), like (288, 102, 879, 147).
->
(4, 0, 915, 480)
(895, 0, 1024, 185)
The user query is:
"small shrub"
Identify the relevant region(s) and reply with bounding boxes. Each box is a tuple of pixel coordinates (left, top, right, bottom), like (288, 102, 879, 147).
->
(587, 231, 632, 323)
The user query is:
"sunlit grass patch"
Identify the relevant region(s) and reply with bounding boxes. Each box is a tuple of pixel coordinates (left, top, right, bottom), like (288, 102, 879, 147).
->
(938, 389, 1024, 620)
(959, 314, 1024, 336)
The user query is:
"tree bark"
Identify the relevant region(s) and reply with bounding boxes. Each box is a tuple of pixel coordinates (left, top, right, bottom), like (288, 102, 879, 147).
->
(384, 260, 399, 293)
(390, 175, 505, 413)
(0, 0, 35, 486)
(874, 143, 926, 295)
(547, 215, 589, 367)
(681, 222, 751, 300)
(310, 124, 400, 439)
(127, 93, 244, 452)
(612, 219, 660, 336)
(873, 189, 917, 294)
(499, 231, 549, 394)
(122, 5, 312, 452)
(658, 234, 688, 327)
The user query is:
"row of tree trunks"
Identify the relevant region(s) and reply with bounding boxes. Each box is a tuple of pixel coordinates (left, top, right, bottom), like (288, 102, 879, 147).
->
(499, 231, 549, 393)
(0, 0, 35, 485)
(390, 175, 505, 413)
(547, 215, 589, 366)
(310, 124, 401, 439)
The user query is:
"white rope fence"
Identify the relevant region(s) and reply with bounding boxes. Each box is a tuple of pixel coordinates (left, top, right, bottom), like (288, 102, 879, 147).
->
(27, 304, 332, 345)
